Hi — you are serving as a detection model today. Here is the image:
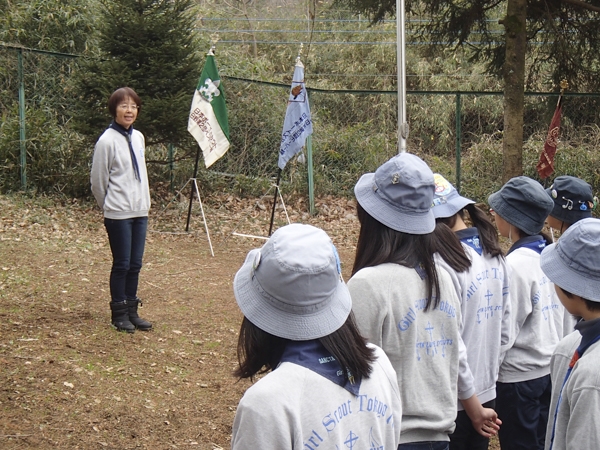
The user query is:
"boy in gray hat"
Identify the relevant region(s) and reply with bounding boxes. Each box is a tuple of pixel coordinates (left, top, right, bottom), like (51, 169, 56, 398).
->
(488, 176, 565, 450)
(230, 223, 402, 450)
(540, 218, 600, 450)
(545, 175, 596, 235)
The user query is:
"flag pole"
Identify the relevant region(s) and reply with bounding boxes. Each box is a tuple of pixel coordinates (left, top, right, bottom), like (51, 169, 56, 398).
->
(268, 169, 282, 236)
(268, 43, 312, 237)
(185, 42, 216, 232)
(396, 0, 408, 153)
(185, 144, 202, 232)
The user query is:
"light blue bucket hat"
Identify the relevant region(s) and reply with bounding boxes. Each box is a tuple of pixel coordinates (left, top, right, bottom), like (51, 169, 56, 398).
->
(431, 173, 475, 219)
(354, 153, 436, 234)
(233, 223, 352, 340)
(540, 217, 600, 302)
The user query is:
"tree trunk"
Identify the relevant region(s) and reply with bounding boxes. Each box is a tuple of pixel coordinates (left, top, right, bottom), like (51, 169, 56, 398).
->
(501, 0, 527, 182)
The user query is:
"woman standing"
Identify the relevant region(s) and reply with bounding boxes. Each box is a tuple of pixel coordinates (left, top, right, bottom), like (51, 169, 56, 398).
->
(348, 153, 500, 450)
(231, 223, 402, 450)
(91, 87, 152, 333)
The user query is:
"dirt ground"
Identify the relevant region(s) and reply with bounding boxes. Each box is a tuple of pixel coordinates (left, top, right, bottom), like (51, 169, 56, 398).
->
(0, 192, 500, 449)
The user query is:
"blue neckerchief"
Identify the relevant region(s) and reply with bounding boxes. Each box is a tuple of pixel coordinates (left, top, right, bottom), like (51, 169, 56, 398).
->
(109, 121, 141, 182)
(507, 235, 546, 256)
(549, 318, 600, 450)
(414, 264, 426, 280)
(456, 227, 483, 255)
(278, 339, 362, 395)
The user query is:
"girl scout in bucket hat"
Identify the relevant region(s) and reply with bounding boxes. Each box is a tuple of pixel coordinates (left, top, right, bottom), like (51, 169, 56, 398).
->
(348, 153, 500, 450)
(540, 218, 600, 450)
(432, 173, 511, 450)
(488, 176, 565, 450)
(230, 223, 402, 450)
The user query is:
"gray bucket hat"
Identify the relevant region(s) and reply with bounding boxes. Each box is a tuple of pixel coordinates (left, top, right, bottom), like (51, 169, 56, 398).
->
(233, 223, 352, 340)
(354, 153, 436, 234)
(540, 218, 600, 302)
(431, 173, 475, 219)
(488, 176, 553, 236)
(546, 175, 595, 224)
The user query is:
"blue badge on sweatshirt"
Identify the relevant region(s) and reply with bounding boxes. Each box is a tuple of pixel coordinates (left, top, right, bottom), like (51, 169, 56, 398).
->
(456, 228, 483, 255)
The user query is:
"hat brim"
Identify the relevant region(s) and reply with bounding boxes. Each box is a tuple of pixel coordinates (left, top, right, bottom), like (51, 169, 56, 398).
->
(355, 173, 435, 234)
(432, 196, 475, 219)
(233, 249, 353, 340)
(541, 244, 600, 302)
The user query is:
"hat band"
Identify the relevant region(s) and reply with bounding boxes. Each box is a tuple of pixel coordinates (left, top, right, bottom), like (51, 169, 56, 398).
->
(251, 272, 336, 315)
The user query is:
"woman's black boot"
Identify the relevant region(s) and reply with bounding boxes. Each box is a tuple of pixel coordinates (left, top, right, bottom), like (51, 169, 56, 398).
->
(128, 298, 152, 331)
(110, 301, 135, 333)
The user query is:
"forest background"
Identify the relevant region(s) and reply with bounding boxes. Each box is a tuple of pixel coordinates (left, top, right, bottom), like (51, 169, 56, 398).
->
(1, 0, 600, 206)
(1, 1, 600, 448)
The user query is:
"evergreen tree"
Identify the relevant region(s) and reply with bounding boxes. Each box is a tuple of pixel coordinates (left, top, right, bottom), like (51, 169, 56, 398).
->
(74, 0, 202, 147)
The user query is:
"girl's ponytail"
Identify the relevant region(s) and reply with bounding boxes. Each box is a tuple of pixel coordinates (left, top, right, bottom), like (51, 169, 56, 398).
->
(465, 204, 504, 258)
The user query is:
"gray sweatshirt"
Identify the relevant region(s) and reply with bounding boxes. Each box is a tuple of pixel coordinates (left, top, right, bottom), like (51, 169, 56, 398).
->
(231, 344, 402, 450)
(544, 322, 600, 450)
(498, 247, 564, 382)
(348, 263, 472, 444)
(436, 243, 512, 409)
(90, 127, 150, 219)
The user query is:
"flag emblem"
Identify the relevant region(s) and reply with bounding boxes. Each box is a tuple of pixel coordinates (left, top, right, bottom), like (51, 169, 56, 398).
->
(199, 78, 221, 103)
(536, 96, 563, 179)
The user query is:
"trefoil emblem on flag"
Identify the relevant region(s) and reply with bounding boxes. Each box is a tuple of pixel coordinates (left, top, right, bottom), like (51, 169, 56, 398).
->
(199, 78, 221, 103)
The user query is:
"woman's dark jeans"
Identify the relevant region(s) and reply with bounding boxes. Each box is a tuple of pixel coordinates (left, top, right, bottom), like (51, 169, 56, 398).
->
(104, 216, 148, 303)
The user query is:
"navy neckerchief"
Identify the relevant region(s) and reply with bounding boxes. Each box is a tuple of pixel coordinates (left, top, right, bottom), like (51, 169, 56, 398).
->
(506, 235, 546, 256)
(456, 227, 483, 255)
(278, 339, 362, 395)
(549, 317, 600, 450)
(109, 121, 141, 181)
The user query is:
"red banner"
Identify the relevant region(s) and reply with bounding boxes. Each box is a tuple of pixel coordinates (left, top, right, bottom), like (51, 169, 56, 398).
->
(536, 98, 562, 179)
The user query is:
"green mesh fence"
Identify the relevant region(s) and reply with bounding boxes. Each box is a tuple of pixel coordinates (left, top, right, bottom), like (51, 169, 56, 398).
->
(2, 44, 600, 202)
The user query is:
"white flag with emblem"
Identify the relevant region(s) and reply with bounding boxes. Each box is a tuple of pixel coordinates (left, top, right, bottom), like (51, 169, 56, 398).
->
(188, 51, 230, 168)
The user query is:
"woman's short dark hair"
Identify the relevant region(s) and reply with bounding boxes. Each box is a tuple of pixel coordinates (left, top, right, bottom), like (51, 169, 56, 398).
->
(352, 202, 443, 311)
(234, 313, 376, 382)
(107, 87, 141, 117)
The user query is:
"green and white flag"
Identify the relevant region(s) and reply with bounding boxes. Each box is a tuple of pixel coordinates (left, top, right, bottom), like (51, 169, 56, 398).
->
(188, 52, 230, 168)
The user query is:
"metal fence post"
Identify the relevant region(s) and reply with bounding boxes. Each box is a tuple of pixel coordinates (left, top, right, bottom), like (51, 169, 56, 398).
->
(18, 47, 27, 189)
(306, 90, 315, 215)
(455, 92, 462, 192)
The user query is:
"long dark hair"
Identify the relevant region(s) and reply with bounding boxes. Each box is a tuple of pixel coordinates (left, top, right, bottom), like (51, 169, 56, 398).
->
(352, 202, 442, 311)
(437, 204, 504, 258)
(234, 313, 376, 381)
(432, 222, 471, 273)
